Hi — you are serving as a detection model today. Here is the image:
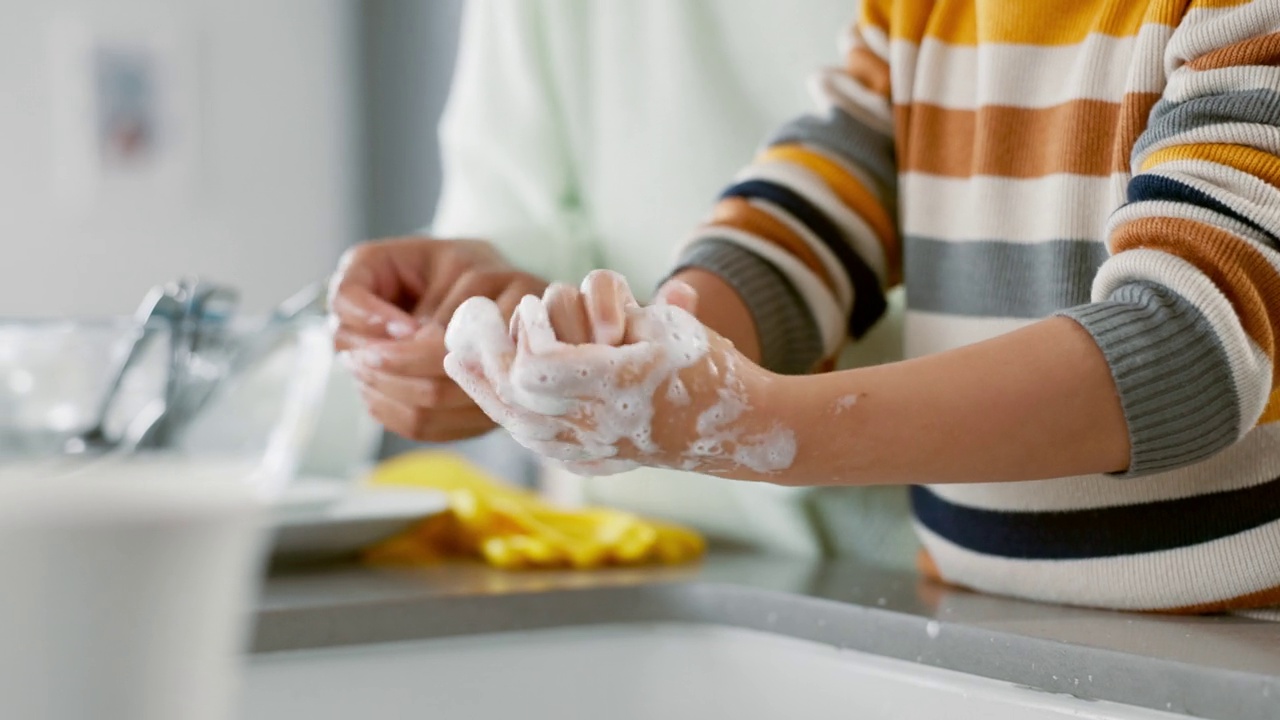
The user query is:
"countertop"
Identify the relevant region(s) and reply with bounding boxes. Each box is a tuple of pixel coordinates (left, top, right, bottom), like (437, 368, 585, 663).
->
(254, 553, 1280, 720)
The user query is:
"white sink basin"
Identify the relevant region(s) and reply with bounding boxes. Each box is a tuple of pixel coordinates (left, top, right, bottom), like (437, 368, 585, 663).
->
(241, 623, 1180, 720)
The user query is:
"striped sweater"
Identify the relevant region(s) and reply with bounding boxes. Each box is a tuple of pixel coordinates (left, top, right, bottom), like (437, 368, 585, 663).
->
(674, 0, 1280, 611)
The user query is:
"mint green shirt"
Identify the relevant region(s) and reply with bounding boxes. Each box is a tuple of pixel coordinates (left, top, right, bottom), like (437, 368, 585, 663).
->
(430, 0, 915, 565)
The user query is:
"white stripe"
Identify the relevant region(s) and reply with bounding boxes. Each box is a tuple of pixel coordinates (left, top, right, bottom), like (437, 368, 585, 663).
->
(739, 161, 891, 284)
(1092, 249, 1273, 429)
(1164, 64, 1280, 104)
(811, 70, 895, 134)
(685, 228, 846, 356)
(886, 38, 917, 107)
(907, 26, 1169, 110)
(917, 517, 1280, 610)
(901, 173, 1121, 242)
(903, 311, 1033, 358)
(1245, 340, 1276, 432)
(1167, 4, 1280, 74)
(1138, 159, 1280, 238)
(930, 423, 1280, 512)
(859, 24, 891, 62)
(748, 197, 855, 313)
(1110, 196, 1279, 252)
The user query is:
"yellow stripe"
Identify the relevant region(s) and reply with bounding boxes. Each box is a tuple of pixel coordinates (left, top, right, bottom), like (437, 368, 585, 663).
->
(858, 0, 893, 36)
(1189, 0, 1253, 8)
(1142, 143, 1280, 188)
(885, 0, 1184, 46)
(758, 144, 900, 268)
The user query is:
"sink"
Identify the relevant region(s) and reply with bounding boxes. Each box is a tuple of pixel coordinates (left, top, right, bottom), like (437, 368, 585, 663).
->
(241, 623, 1181, 720)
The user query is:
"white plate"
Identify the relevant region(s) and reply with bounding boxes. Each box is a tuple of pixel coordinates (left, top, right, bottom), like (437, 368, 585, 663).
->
(270, 479, 448, 563)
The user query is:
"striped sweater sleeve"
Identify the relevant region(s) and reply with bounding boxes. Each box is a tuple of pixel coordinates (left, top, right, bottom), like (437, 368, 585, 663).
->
(1058, 1, 1280, 476)
(671, 5, 900, 375)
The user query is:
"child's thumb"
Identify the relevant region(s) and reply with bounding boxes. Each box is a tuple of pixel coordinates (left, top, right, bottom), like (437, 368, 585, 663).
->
(654, 279, 699, 316)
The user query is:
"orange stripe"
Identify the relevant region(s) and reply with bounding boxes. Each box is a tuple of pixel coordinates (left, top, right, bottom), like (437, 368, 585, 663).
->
(1160, 584, 1280, 614)
(1114, 92, 1166, 174)
(897, 94, 1161, 178)
(706, 198, 838, 292)
(845, 46, 892, 99)
(1111, 216, 1280, 378)
(759, 143, 900, 272)
(1142, 143, 1280, 188)
(886, 0, 1184, 45)
(1187, 31, 1280, 71)
(1260, 390, 1280, 425)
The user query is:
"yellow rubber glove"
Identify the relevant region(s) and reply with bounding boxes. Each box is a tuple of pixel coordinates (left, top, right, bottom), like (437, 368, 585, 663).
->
(362, 452, 705, 570)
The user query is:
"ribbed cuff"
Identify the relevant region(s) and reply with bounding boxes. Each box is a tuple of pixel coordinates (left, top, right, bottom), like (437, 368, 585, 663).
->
(1057, 280, 1241, 477)
(666, 239, 823, 375)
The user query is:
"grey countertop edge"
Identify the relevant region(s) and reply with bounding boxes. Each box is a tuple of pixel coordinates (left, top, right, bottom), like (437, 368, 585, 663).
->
(252, 561, 1280, 720)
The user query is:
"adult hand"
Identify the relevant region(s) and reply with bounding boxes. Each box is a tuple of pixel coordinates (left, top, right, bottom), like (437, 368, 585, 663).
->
(328, 237, 548, 442)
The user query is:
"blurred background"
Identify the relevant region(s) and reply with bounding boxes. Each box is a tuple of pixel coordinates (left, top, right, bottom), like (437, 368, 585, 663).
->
(0, 0, 463, 318)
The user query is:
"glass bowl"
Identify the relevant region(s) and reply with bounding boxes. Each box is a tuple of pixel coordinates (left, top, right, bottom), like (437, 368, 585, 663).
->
(0, 315, 334, 499)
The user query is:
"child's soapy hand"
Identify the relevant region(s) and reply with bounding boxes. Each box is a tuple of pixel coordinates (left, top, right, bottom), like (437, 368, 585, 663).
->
(442, 271, 797, 479)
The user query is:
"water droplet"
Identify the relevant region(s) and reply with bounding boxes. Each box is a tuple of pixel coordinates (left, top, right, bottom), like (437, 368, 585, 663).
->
(926, 621, 940, 639)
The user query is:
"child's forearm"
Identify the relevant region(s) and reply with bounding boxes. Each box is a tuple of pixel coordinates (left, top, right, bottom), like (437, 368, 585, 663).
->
(763, 316, 1130, 486)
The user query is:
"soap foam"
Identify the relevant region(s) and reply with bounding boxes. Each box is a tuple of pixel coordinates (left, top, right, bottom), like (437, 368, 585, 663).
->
(445, 273, 797, 478)
(833, 394, 859, 413)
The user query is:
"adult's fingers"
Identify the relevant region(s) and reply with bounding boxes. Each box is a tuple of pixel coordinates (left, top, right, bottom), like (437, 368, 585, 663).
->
(346, 325, 449, 378)
(580, 270, 636, 346)
(542, 284, 591, 345)
(414, 240, 505, 318)
(329, 284, 419, 340)
(350, 366, 477, 410)
(430, 267, 545, 326)
(358, 382, 496, 442)
(332, 327, 381, 354)
(329, 241, 436, 338)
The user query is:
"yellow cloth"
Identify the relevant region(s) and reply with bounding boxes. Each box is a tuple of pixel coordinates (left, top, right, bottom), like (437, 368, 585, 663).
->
(362, 452, 705, 570)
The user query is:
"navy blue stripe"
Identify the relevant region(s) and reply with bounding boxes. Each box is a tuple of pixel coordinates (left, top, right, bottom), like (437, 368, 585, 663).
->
(910, 478, 1280, 560)
(1128, 174, 1280, 247)
(722, 179, 887, 338)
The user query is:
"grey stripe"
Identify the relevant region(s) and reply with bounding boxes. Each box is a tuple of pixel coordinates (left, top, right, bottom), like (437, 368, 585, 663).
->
(1132, 88, 1280, 165)
(770, 107, 898, 208)
(905, 237, 1110, 318)
(669, 240, 824, 376)
(1058, 281, 1241, 476)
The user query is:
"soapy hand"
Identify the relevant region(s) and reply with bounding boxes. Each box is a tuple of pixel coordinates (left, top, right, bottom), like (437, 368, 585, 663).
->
(443, 271, 796, 479)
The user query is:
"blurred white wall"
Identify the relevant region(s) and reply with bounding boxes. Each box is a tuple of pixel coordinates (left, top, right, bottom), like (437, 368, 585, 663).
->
(0, 0, 360, 317)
